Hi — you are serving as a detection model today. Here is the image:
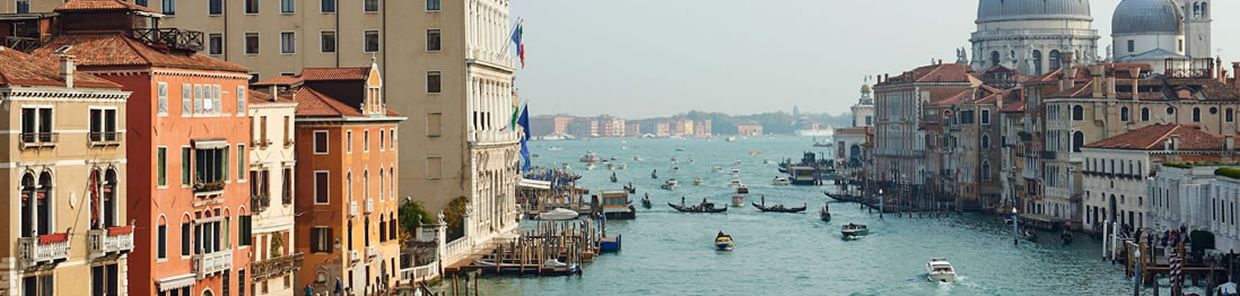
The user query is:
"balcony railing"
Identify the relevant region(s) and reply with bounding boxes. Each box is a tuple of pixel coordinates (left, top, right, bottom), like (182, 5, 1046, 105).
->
(89, 132, 122, 146)
(366, 246, 378, 260)
(252, 138, 272, 148)
(19, 132, 58, 149)
(194, 180, 226, 196)
(193, 250, 234, 278)
(18, 233, 71, 267)
(252, 194, 270, 211)
(5, 36, 40, 53)
(252, 253, 304, 281)
(88, 226, 134, 258)
(130, 28, 205, 52)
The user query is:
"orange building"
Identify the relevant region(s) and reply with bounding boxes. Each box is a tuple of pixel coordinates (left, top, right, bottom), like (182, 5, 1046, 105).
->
(269, 63, 404, 295)
(28, 1, 255, 295)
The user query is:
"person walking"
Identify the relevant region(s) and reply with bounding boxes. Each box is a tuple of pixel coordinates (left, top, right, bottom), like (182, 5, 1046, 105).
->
(304, 284, 314, 296)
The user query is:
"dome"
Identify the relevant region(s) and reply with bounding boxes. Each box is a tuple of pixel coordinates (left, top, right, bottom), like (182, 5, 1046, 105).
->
(1112, 0, 1182, 35)
(977, 0, 1093, 23)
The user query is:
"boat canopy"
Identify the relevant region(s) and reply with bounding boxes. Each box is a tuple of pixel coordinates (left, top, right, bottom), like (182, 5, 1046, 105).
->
(518, 179, 552, 190)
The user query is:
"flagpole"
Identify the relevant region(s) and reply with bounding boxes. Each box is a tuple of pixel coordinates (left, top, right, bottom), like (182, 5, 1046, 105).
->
(502, 18, 522, 56)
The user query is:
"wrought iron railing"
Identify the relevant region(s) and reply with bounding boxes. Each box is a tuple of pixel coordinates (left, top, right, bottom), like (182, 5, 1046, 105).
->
(89, 132, 122, 146)
(252, 194, 270, 211)
(194, 180, 226, 195)
(252, 253, 303, 280)
(130, 28, 205, 52)
(20, 132, 58, 148)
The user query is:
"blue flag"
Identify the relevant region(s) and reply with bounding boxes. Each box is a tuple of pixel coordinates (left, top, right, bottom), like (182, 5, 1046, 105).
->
(520, 138, 531, 172)
(518, 104, 530, 141)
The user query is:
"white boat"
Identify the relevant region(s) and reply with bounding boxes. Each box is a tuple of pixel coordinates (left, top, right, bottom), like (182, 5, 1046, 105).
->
(538, 208, 580, 220)
(586, 163, 596, 171)
(619, 163, 628, 170)
(693, 177, 704, 186)
(772, 177, 790, 186)
(925, 258, 957, 283)
(712, 166, 723, 173)
(579, 152, 602, 163)
(795, 128, 835, 137)
(607, 163, 616, 171)
(726, 136, 737, 142)
(729, 179, 744, 188)
(730, 168, 741, 175)
(547, 146, 564, 151)
(661, 179, 679, 191)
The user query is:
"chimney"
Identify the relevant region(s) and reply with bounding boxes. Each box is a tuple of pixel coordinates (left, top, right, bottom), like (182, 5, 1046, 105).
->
(1105, 76, 1117, 98)
(1227, 135, 1236, 152)
(59, 54, 75, 88)
(1090, 65, 1104, 98)
(1170, 134, 1181, 150)
(268, 85, 278, 101)
(1128, 68, 1141, 101)
(1233, 62, 1240, 90)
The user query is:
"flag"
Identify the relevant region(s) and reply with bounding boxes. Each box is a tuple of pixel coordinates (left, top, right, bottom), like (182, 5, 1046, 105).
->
(518, 104, 530, 141)
(511, 21, 525, 68)
(520, 138, 531, 172)
(509, 104, 521, 131)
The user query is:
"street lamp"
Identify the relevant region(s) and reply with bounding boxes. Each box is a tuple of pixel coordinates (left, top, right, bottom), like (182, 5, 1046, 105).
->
(879, 188, 884, 219)
(1012, 206, 1019, 246)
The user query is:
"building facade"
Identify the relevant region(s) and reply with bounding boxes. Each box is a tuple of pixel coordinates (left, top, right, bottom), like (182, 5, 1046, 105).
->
(247, 90, 302, 296)
(736, 122, 763, 136)
(0, 47, 132, 296)
(970, 0, 1100, 75)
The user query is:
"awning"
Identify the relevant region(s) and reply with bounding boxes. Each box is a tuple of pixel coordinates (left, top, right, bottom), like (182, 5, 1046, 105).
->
(192, 139, 229, 149)
(517, 179, 551, 190)
(156, 273, 196, 291)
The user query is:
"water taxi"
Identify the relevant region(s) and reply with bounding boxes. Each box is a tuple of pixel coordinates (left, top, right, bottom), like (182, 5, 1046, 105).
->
(580, 152, 602, 163)
(730, 168, 741, 175)
(841, 223, 869, 239)
(925, 258, 957, 283)
(731, 195, 745, 207)
(538, 208, 580, 220)
(729, 179, 743, 188)
(693, 177, 704, 186)
(661, 179, 679, 191)
(736, 185, 750, 194)
(599, 190, 636, 220)
(715, 232, 735, 251)
(772, 177, 791, 186)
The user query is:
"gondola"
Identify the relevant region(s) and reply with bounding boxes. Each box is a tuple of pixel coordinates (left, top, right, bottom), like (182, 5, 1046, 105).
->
(641, 195, 652, 209)
(1022, 230, 1038, 242)
(752, 202, 807, 213)
(668, 202, 727, 213)
(819, 204, 831, 222)
(1060, 230, 1073, 245)
(624, 183, 637, 194)
(610, 172, 618, 183)
(651, 170, 658, 179)
(823, 191, 861, 203)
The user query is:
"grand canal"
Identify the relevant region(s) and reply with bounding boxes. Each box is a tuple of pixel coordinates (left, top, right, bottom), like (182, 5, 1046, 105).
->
(467, 136, 1186, 295)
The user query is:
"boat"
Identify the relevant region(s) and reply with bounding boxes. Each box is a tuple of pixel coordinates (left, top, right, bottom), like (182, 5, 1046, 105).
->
(633, 156, 643, 161)
(600, 234, 622, 253)
(624, 183, 637, 194)
(579, 152, 602, 163)
(599, 190, 636, 220)
(764, 159, 774, 165)
(772, 177, 791, 186)
(820, 204, 832, 222)
(925, 258, 957, 283)
(1022, 230, 1038, 242)
(693, 177, 704, 186)
(610, 156, 618, 161)
(712, 166, 723, 173)
(542, 258, 579, 273)
(734, 160, 742, 165)
(752, 196, 807, 213)
(610, 172, 618, 183)
(731, 195, 745, 207)
(841, 223, 869, 239)
(730, 168, 740, 175)
(561, 163, 571, 170)
(607, 163, 617, 171)
(538, 208, 580, 220)
(736, 185, 749, 194)
(586, 163, 596, 171)
(640, 194, 652, 209)
(714, 232, 735, 251)
(1215, 282, 1237, 296)
(670, 157, 679, 163)
(676, 147, 686, 152)
(668, 201, 728, 213)
(729, 179, 744, 188)
(672, 166, 680, 172)
(651, 169, 659, 179)
(1060, 229, 1073, 245)
(726, 136, 737, 142)
(547, 146, 563, 151)
(619, 163, 628, 170)
(660, 179, 679, 191)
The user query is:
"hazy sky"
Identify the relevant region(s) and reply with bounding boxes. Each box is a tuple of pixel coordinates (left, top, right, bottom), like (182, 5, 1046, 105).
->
(510, 0, 1240, 119)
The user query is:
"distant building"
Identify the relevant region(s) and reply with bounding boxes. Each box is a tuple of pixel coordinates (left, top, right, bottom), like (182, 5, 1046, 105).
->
(693, 120, 712, 137)
(673, 120, 694, 136)
(531, 115, 573, 138)
(736, 122, 764, 136)
(852, 81, 875, 127)
(568, 119, 599, 138)
(1150, 163, 1240, 251)
(655, 123, 671, 137)
(598, 116, 626, 138)
(625, 122, 642, 137)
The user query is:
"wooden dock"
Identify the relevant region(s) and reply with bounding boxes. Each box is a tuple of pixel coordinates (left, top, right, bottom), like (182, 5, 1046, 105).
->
(445, 219, 605, 277)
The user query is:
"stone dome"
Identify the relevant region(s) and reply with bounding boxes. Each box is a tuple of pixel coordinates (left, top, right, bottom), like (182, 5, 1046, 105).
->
(1112, 0, 1182, 35)
(977, 0, 1093, 23)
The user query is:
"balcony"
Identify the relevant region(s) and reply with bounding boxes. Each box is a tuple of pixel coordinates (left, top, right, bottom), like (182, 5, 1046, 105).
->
(18, 233, 70, 267)
(365, 198, 375, 214)
(251, 194, 270, 212)
(193, 250, 234, 278)
(130, 28, 204, 52)
(366, 246, 378, 260)
(252, 253, 304, 281)
(88, 226, 134, 258)
(349, 250, 361, 263)
(89, 132, 122, 146)
(5, 36, 40, 53)
(19, 132, 58, 149)
(194, 180, 226, 196)
(252, 138, 272, 148)
(349, 201, 359, 217)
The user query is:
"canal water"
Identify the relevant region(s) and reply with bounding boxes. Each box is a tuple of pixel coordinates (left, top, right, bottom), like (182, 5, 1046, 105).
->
(467, 136, 1187, 295)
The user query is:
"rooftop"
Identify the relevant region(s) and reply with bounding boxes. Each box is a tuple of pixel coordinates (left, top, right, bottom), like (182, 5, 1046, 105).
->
(1084, 124, 1223, 150)
(33, 33, 248, 73)
(0, 48, 122, 89)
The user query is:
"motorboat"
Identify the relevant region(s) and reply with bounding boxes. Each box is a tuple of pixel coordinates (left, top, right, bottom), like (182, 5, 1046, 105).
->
(538, 208, 579, 220)
(736, 185, 750, 194)
(672, 166, 680, 172)
(693, 177, 704, 186)
(1022, 230, 1038, 242)
(586, 163, 596, 171)
(841, 223, 869, 239)
(661, 179, 679, 191)
(731, 195, 745, 207)
(729, 179, 744, 188)
(734, 160, 742, 165)
(730, 168, 741, 175)
(580, 152, 602, 163)
(764, 159, 774, 165)
(726, 136, 737, 142)
(600, 235, 622, 253)
(607, 163, 617, 171)
(819, 204, 831, 222)
(676, 147, 686, 152)
(772, 177, 791, 186)
(633, 156, 643, 161)
(542, 258, 579, 273)
(715, 232, 735, 251)
(712, 166, 723, 173)
(547, 146, 564, 151)
(619, 163, 628, 170)
(925, 258, 957, 283)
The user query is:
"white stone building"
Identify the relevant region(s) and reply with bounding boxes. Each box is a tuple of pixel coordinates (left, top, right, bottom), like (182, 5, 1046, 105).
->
(971, 0, 1100, 75)
(1111, 0, 1215, 74)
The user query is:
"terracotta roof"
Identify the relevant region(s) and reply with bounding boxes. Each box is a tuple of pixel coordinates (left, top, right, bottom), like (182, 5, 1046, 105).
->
(298, 68, 369, 81)
(1085, 124, 1223, 150)
(33, 33, 249, 73)
(879, 63, 978, 86)
(253, 75, 303, 87)
(293, 87, 399, 117)
(999, 96, 1025, 113)
(0, 48, 122, 89)
(55, 0, 158, 14)
(835, 127, 869, 135)
(929, 89, 972, 105)
(248, 89, 295, 105)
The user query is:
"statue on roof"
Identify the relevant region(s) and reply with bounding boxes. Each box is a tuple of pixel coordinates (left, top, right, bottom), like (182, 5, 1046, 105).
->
(955, 47, 969, 65)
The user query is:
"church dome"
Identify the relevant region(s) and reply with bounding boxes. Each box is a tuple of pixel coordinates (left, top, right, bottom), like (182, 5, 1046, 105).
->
(1112, 0, 1182, 35)
(977, 0, 1093, 23)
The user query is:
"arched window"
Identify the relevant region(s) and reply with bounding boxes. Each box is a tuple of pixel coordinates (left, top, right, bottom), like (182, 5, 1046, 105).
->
(1193, 107, 1202, 122)
(389, 213, 398, 239)
(347, 220, 353, 250)
(1072, 105, 1084, 121)
(379, 169, 385, 201)
(1142, 107, 1151, 121)
(981, 161, 991, 181)
(1032, 50, 1044, 74)
(1073, 131, 1085, 153)
(364, 217, 371, 247)
(981, 135, 990, 149)
(1194, 2, 1202, 17)
(37, 171, 52, 235)
(20, 172, 36, 237)
(1202, 2, 1209, 16)
(379, 216, 387, 242)
(990, 51, 1001, 67)
(346, 172, 353, 200)
(1121, 107, 1130, 121)
(1049, 50, 1062, 69)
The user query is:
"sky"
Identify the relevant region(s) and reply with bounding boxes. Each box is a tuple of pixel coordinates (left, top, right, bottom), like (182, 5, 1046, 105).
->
(510, 0, 1240, 119)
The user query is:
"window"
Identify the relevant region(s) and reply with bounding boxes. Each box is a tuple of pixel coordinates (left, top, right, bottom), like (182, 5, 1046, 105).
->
(426, 0, 440, 11)
(193, 146, 229, 187)
(379, 169, 385, 200)
(282, 168, 293, 204)
(1142, 107, 1150, 121)
(390, 129, 396, 150)
(237, 145, 247, 180)
(1167, 107, 1176, 115)
(238, 215, 252, 245)
(91, 264, 120, 296)
(364, 30, 380, 53)
(365, 0, 379, 12)
(238, 86, 247, 115)
(245, 0, 258, 14)
(1127, 40, 1135, 53)
(207, 33, 223, 55)
(181, 147, 191, 186)
(427, 71, 442, 93)
(1193, 107, 1201, 122)
(981, 161, 991, 181)
(281, 0, 294, 13)
(1120, 107, 1129, 121)
(161, 0, 175, 15)
(980, 109, 990, 124)
(426, 29, 441, 51)
(314, 172, 329, 204)
(181, 84, 192, 115)
(1228, 108, 1235, 122)
(157, 219, 167, 259)
(321, 0, 335, 13)
(245, 33, 259, 54)
(320, 31, 337, 53)
(15, 0, 28, 14)
(1211, 107, 1219, 115)
(239, 270, 246, 296)
(19, 107, 53, 145)
(363, 130, 370, 152)
(136, 0, 146, 6)
(346, 131, 353, 153)
(981, 135, 990, 149)
(379, 129, 386, 150)
(208, 0, 222, 15)
(280, 32, 296, 53)
(313, 131, 329, 154)
(89, 109, 118, 144)
(1072, 105, 1083, 121)
(1073, 131, 1084, 153)
(310, 227, 332, 253)
(157, 147, 168, 186)
(181, 221, 190, 256)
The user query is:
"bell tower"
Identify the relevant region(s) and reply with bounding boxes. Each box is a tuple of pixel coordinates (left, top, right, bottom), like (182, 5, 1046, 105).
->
(1182, 0, 1213, 59)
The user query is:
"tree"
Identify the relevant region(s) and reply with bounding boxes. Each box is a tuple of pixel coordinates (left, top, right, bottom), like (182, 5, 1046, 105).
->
(442, 196, 469, 241)
(398, 199, 434, 237)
